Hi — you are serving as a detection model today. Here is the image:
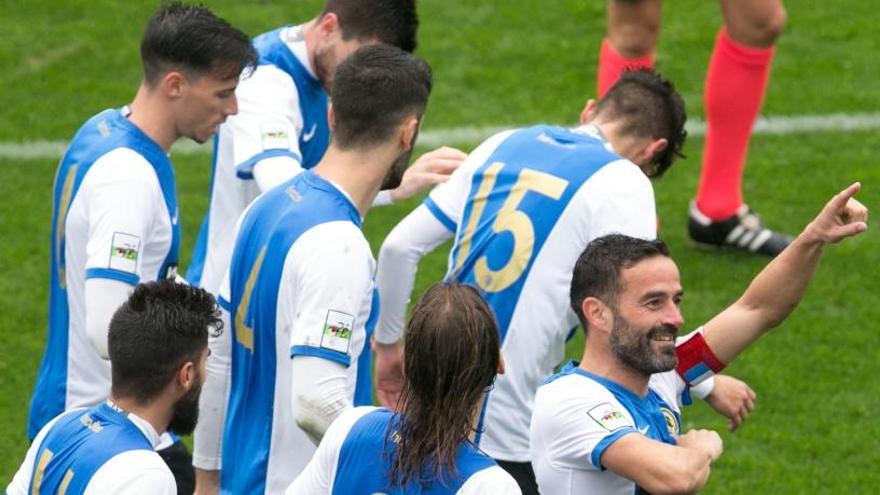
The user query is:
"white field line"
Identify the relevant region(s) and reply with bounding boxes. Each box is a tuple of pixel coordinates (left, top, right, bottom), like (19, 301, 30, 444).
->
(3, 112, 880, 160)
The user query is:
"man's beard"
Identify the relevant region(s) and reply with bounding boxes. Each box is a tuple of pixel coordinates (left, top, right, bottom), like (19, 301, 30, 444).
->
(167, 377, 203, 436)
(609, 312, 678, 376)
(380, 147, 413, 191)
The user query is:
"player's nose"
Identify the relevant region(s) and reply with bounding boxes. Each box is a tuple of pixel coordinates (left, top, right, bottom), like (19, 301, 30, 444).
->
(225, 95, 239, 118)
(663, 302, 684, 329)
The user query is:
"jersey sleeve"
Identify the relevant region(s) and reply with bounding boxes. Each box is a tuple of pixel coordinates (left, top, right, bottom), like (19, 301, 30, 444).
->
(85, 450, 175, 495)
(423, 130, 515, 230)
(531, 380, 637, 472)
(83, 148, 164, 286)
(374, 204, 454, 343)
(285, 406, 377, 495)
(223, 64, 305, 182)
(287, 223, 374, 367)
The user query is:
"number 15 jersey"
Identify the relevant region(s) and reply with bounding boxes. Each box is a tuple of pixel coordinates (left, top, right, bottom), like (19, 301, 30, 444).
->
(423, 125, 657, 462)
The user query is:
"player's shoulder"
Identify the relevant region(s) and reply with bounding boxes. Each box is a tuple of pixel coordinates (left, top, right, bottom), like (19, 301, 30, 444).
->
(535, 366, 625, 425)
(87, 449, 175, 494)
(86, 147, 160, 186)
(459, 465, 522, 495)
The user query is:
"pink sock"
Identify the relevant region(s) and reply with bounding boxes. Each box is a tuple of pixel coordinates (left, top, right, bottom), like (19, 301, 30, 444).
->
(597, 37, 654, 97)
(696, 28, 775, 220)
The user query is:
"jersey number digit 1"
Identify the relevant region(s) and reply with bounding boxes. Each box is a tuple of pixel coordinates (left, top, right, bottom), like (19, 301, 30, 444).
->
(235, 246, 266, 351)
(457, 162, 568, 292)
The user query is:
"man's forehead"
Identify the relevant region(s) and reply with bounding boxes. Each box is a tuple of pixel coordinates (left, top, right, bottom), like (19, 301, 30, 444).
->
(619, 256, 681, 296)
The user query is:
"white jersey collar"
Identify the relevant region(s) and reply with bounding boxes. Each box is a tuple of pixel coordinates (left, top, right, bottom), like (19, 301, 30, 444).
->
(106, 399, 163, 448)
(283, 25, 318, 80)
(571, 124, 616, 154)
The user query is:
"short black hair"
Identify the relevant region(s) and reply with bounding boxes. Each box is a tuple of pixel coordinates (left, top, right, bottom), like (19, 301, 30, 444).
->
(570, 234, 671, 331)
(595, 69, 687, 178)
(109, 280, 222, 403)
(140, 2, 258, 85)
(323, 0, 419, 52)
(330, 44, 432, 149)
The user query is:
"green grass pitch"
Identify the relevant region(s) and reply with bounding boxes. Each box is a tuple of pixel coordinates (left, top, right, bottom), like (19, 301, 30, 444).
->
(1, 1, 879, 492)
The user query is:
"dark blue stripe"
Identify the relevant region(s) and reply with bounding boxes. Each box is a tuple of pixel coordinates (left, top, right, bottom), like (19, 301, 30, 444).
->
(217, 295, 232, 312)
(85, 268, 139, 286)
(423, 196, 457, 232)
(591, 428, 636, 469)
(290, 345, 351, 367)
(235, 149, 302, 180)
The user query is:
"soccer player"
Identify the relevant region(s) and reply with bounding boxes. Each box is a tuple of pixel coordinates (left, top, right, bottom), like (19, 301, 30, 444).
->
(375, 70, 756, 493)
(598, 0, 790, 255)
(25, 3, 256, 491)
(193, 45, 433, 494)
(8, 280, 222, 494)
(530, 183, 867, 494)
(186, 0, 465, 297)
(289, 283, 521, 494)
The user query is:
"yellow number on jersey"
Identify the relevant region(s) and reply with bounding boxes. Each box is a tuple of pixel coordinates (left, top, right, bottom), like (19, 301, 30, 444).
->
(235, 246, 267, 351)
(456, 162, 568, 292)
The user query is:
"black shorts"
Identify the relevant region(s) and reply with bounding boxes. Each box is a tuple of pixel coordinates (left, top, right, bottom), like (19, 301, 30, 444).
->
(495, 459, 540, 495)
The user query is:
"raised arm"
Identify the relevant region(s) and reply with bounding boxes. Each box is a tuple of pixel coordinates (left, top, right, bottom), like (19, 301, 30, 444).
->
(703, 182, 868, 364)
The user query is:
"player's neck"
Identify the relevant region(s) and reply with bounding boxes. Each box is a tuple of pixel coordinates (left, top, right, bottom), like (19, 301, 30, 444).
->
(314, 144, 398, 217)
(128, 84, 178, 152)
(593, 120, 653, 175)
(111, 394, 172, 435)
(579, 345, 651, 397)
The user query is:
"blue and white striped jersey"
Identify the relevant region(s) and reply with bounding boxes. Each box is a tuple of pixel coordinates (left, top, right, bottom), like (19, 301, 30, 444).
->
(218, 171, 374, 494)
(421, 125, 657, 462)
(187, 24, 330, 296)
(530, 362, 687, 495)
(28, 108, 179, 440)
(7, 402, 174, 495)
(288, 407, 521, 494)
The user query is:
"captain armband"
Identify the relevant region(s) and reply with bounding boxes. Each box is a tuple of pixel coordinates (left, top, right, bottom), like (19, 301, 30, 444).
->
(676, 329, 725, 387)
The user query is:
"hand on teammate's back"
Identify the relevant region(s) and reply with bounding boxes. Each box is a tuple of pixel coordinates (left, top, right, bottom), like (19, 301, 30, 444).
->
(373, 339, 405, 411)
(389, 146, 468, 202)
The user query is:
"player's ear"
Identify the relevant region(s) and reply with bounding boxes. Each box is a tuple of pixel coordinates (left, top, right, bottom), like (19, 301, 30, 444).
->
(637, 138, 668, 167)
(582, 297, 612, 334)
(317, 12, 341, 40)
(327, 103, 336, 129)
(177, 361, 196, 391)
(579, 99, 597, 124)
(161, 71, 185, 99)
(399, 116, 419, 151)
(497, 351, 506, 375)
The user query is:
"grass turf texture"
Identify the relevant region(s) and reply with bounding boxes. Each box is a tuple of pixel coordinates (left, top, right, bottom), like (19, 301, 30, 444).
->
(1, 1, 878, 492)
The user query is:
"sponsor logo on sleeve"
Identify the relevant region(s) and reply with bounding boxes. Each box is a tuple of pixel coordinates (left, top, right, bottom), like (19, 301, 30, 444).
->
(109, 232, 140, 273)
(587, 403, 631, 432)
(320, 310, 354, 354)
(261, 124, 290, 150)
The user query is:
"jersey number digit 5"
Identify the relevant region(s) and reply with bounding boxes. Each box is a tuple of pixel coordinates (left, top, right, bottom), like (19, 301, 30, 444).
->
(455, 162, 568, 292)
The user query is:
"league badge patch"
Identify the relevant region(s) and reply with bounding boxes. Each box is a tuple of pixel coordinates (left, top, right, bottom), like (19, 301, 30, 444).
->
(588, 403, 630, 431)
(109, 232, 140, 273)
(321, 310, 354, 354)
(261, 124, 290, 151)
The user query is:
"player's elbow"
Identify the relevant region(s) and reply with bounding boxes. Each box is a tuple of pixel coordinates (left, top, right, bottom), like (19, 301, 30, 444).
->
(86, 321, 110, 360)
(379, 226, 421, 262)
(292, 392, 333, 446)
(644, 467, 709, 495)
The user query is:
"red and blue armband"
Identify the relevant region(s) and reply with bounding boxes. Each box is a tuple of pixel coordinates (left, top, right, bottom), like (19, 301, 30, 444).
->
(676, 331, 725, 386)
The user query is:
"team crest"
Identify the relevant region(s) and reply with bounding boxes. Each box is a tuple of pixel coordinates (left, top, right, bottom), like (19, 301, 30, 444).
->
(660, 407, 681, 436)
(321, 310, 354, 354)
